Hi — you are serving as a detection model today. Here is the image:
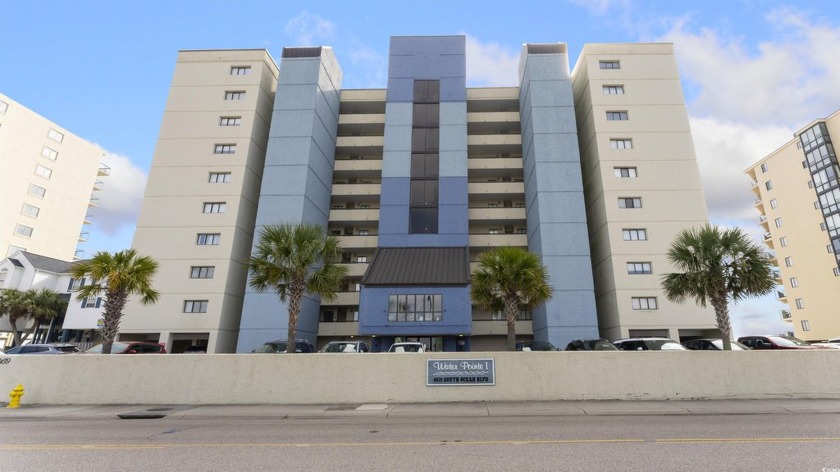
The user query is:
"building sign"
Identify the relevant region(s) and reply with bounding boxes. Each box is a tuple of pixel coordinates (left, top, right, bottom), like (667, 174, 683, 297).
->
(426, 358, 495, 386)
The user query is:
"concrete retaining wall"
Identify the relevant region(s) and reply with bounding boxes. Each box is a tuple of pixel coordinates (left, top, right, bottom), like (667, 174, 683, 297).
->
(1, 351, 838, 405)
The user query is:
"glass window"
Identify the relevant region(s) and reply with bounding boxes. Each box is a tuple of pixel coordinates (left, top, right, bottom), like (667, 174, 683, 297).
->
(230, 66, 251, 75)
(785, 256, 793, 267)
(780, 237, 788, 247)
(599, 60, 620, 69)
(35, 164, 52, 179)
(623, 229, 647, 241)
(765, 181, 773, 191)
(21, 203, 40, 217)
(15, 224, 33, 237)
(190, 266, 215, 279)
(411, 154, 439, 178)
(614, 167, 637, 178)
(209, 172, 231, 183)
(409, 208, 438, 234)
(413, 80, 440, 102)
(41, 146, 58, 160)
(219, 117, 241, 126)
(28, 183, 46, 198)
(795, 298, 805, 309)
(224, 91, 245, 100)
(627, 262, 652, 274)
(610, 139, 633, 149)
(800, 320, 810, 331)
(606, 111, 629, 121)
(203, 202, 226, 213)
(618, 197, 642, 209)
(602, 85, 624, 95)
(0, 99, 8, 114)
(387, 294, 443, 322)
(47, 128, 64, 143)
(775, 217, 782, 228)
(412, 103, 439, 127)
(410, 180, 438, 206)
(197, 233, 221, 245)
(214, 144, 236, 154)
(412, 128, 439, 152)
(183, 300, 208, 313)
(631, 297, 657, 310)
(790, 277, 799, 288)
(769, 199, 778, 209)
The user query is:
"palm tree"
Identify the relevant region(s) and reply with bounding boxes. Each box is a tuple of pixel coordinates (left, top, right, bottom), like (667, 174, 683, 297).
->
(248, 223, 348, 353)
(662, 224, 775, 350)
(471, 247, 553, 351)
(20, 289, 68, 343)
(0, 288, 34, 347)
(70, 250, 160, 354)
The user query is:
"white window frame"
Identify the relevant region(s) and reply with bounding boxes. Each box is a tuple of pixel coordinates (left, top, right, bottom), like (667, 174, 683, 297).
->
(610, 139, 633, 149)
(47, 128, 64, 143)
(21, 203, 40, 218)
(219, 117, 241, 126)
(214, 144, 236, 154)
(606, 111, 629, 121)
(224, 91, 246, 100)
(622, 229, 647, 241)
(41, 146, 58, 160)
(209, 172, 232, 183)
(800, 320, 810, 331)
(202, 202, 226, 214)
(599, 60, 620, 69)
(190, 266, 215, 279)
(28, 183, 46, 198)
(795, 298, 805, 309)
(618, 197, 642, 209)
(785, 256, 793, 267)
(183, 300, 209, 313)
(197, 233, 221, 245)
(602, 85, 624, 95)
(627, 262, 652, 275)
(614, 167, 637, 178)
(230, 66, 251, 75)
(15, 224, 34, 238)
(769, 199, 778, 209)
(790, 277, 799, 288)
(631, 297, 657, 310)
(35, 164, 53, 179)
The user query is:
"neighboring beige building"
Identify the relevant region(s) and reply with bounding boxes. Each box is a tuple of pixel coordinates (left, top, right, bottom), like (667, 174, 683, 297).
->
(115, 50, 279, 353)
(0, 93, 109, 261)
(571, 43, 718, 341)
(745, 109, 840, 342)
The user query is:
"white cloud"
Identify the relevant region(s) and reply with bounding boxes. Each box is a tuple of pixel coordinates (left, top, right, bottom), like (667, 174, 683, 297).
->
(93, 152, 147, 235)
(348, 45, 387, 89)
(567, 0, 631, 15)
(464, 35, 519, 87)
(284, 12, 335, 46)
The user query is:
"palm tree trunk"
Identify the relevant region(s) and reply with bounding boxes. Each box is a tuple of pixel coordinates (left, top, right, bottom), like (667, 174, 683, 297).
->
(710, 291, 733, 350)
(101, 290, 128, 354)
(21, 317, 43, 344)
(9, 316, 22, 347)
(286, 283, 304, 353)
(504, 296, 519, 351)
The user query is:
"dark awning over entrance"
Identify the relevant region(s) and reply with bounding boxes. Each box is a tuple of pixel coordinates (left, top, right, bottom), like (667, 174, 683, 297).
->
(361, 247, 470, 286)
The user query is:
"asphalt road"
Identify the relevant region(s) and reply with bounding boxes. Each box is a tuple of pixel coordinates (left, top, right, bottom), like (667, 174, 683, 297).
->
(3, 413, 840, 471)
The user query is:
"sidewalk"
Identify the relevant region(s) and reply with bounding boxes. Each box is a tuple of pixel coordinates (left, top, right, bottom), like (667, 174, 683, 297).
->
(3, 399, 840, 420)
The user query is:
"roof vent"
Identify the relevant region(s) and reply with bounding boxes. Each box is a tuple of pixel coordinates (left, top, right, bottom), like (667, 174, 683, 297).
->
(282, 47, 322, 58)
(526, 43, 566, 55)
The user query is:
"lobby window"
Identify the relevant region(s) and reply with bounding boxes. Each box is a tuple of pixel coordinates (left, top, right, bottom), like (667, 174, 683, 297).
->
(21, 203, 40, 218)
(230, 66, 251, 75)
(785, 256, 793, 267)
(41, 146, 58, 160)
(47, 128, 64, 143)
(623, 229, 647, 241)
(190, 266, 215, 279)
(209, 172, 231, 183)
(203, 202, 226, 214)
(627, 262, 652, 275)
(795, 298, 805, 310)
(760, 163, 768, 173)
(614, 167, 637, 178)
(599, 60, 620, 69)
(790, 277, 799, 288)
(602, 85, 624, 95)
(387, 294, 443, 322)
(15, 224, 33, 238)
(631, 297, 657, 310)
(219, 116, 241, 126)
(800, 320, 810, 331)
(0, 99, 8, 114)
(618, 197, 642, 209)
(774, 217, 782, 228)
(183, 300, 208, 313)
(606, 111, 629, 121)
(28, 183, 46, 198)
(610, 139, 633, 149)
(780, 237, 788, 247)
(34, 164, 53, 179)
(214, 144, 236, 154)
(769, 198, 778, 209)
(224, 91, 245, 101)
(197, 233, 221, 245)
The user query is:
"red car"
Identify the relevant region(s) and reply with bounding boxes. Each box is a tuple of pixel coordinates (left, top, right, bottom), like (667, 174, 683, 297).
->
(84, 342, 166, 354)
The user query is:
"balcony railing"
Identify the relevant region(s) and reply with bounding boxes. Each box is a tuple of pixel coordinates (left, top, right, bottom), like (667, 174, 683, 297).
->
(98, 164, 111, 176)
(777, 290, 786, 300)
(78, 232, 89, 242)
(93, 180, 104, 191)
(763, 232, 772, 240)
(780, 310, 792, 321)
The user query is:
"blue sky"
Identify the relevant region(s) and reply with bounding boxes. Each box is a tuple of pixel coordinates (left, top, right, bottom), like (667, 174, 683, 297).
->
(3, 0, 840, 337)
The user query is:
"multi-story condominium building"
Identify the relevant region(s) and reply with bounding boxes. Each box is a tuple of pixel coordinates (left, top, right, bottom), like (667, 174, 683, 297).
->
(745, 109, 840, 341)
(0, 94, 110, 261)
(572, 44, 718, 342)
(108, 36, 715, 353)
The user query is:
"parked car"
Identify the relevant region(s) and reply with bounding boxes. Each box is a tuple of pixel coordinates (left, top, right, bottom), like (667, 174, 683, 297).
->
(515, 341, 558, 351)
(4, 344, 80, 355)
(613, 337, 688, 351)
(319, 340, 370, 353)
(810, 343, 840, 349)
(387, 342, 426, 353)
(681, 339, 750, 351)
(252, 339, 316, 353)
(564, 338, 619, 351)
(737, 335, 820, 350)
(84, 341, 167, 354)
(184, 345, 208, 354)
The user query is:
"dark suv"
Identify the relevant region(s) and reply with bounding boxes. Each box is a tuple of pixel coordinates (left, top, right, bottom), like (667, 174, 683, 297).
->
(252, 339, 316, 353)
(564, 338, 619, 351)
(84, 342, 166, 354)
(515, 341, 558, 351)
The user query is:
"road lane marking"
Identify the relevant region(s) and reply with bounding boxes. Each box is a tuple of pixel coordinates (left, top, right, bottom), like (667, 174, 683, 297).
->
(655, 437, 840, 444)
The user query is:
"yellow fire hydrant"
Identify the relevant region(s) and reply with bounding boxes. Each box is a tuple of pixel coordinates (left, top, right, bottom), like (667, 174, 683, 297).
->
(7, 384, 24, 409)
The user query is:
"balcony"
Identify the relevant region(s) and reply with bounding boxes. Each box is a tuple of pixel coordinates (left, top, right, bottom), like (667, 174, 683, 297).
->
(772, 269, 782, 281)
(74, 249, 85, 261)
(469, 233, 528, 248)
(335, 135, 384, 155)
(98, 164, 111, 176)
(467, 134, 522, 156)
(317, 321, 359, 337)
(320, 291, 360, 306)
(93, 180, 104, 191)
(340, 263, 369, 277)
(777, 290, 787, 301)
(333, 158, 383, 175)
(78, 231, 89, 242)
(472, 320, 533, 336)
(780, 310, 792, 322)
(88, 197, 99, 207)
(468, 207, 527, 223)
(467, 112, 521, 135)
(329, 208, 380, 224)
(336, 235, 378, 249)
(468, 181, 525, 199)
(83, 214, 94, 225)
(331, 182, 381, 197)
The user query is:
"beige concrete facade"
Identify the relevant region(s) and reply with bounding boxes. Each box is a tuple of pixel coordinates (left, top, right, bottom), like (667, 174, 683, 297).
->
(0, 93, 108, 261)
(571, 44, 717, 341)
(745, 110, 840, 341)
(119, 51, 279, 353)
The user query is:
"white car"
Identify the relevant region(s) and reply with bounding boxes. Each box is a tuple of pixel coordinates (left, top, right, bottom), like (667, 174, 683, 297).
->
(387, 342, 425, 353)
(613, 337, 688, 351)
